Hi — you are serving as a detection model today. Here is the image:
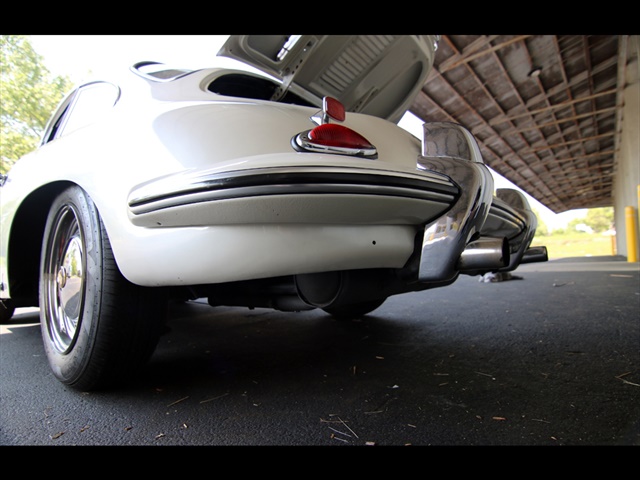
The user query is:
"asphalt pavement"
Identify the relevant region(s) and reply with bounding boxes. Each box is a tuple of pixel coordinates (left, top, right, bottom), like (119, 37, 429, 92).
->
(1, 255, 638, 447)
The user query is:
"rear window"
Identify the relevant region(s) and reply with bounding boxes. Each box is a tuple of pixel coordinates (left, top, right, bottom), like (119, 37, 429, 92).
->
(42, 82, 120, 144)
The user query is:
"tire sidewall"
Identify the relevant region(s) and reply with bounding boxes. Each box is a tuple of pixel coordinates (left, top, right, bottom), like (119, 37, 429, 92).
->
(39, 186, 104, 387)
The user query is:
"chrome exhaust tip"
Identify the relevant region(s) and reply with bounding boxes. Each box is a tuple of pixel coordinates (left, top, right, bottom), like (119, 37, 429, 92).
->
(457, 236, 509, 273)
(520, 246, 548, 264)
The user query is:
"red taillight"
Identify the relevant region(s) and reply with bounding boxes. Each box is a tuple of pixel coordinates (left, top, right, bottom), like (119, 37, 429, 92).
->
(323, 96, 345, 122)
(294, 96, 377, 158)
(308, 124, 374, 150)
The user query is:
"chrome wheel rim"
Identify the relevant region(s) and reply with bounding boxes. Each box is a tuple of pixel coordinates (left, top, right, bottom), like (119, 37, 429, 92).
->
(44, 204, 86, 354)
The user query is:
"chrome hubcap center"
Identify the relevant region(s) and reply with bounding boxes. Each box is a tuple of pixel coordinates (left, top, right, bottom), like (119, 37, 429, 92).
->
(57, 266, 67, 289)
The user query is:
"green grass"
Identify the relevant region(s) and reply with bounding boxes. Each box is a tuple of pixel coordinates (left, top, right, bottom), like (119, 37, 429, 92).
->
(531, 232, 616, 259)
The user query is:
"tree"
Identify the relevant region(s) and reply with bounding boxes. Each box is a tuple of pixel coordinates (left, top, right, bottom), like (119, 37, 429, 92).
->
(585, 207, 614, 233)
(565, 207, 614, 234)
(1, 35, 73, 174)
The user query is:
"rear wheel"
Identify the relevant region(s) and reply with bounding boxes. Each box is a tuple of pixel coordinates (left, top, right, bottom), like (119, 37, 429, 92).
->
(39, 186, 167, 391)
(322, 298, 386, 320)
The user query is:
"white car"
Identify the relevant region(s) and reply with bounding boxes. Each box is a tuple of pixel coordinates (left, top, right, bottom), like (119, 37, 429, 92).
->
(0, 35, 547, 390)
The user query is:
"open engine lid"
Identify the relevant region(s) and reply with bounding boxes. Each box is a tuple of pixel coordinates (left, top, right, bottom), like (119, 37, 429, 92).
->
(218, 35, 439, 124)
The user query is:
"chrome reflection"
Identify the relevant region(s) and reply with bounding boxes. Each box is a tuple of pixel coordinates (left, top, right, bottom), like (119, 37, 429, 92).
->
(58, 236, 83, 320)
(520, 246, 549, 264)
(494, 188, 540, 272)
(457, 236, 509, 272)
(417, 122, 494, 282)
(43, 205, 86, 354)
(422, 121, 485, 163)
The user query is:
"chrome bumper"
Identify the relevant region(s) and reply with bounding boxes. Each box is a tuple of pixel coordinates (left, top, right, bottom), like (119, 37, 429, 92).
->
(417, 155, 496, 281)
(488, 188, 548, 272)
(417, 122, 500, 282)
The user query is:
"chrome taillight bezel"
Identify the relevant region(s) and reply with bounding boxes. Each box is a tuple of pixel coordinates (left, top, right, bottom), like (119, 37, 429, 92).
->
(292, 129, 378, 159)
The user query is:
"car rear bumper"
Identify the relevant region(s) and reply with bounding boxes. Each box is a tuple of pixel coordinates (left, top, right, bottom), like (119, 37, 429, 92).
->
(487, 189, 545, 272)
(416, 155, 497, 282)
(116, 122, 546, 287)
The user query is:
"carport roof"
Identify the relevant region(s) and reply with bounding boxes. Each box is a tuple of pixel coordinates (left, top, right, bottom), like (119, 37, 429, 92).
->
(409, 35, 635, 214)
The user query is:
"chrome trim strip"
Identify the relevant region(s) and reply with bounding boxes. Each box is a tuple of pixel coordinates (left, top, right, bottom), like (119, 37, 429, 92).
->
(128, 167, 458, 216)
(130, 183, 456, 215)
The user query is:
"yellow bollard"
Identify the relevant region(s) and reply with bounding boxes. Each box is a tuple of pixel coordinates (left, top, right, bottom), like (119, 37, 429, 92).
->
(625, 206, 638, 262)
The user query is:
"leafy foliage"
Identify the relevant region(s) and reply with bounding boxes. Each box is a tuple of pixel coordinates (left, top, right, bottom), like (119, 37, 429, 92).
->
(566, 207, 614, 233)
(1, 35, 73, 173)
(584, 207, 614, 232)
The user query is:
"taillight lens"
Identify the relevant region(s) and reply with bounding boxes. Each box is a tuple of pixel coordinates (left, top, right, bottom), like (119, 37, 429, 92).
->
(293, 96, 377, 158)
(323, 96, 345, 122)
(308, 124, 374, 150)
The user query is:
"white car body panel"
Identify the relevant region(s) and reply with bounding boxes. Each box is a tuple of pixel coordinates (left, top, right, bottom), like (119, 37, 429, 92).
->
(1, 84, 451, 287)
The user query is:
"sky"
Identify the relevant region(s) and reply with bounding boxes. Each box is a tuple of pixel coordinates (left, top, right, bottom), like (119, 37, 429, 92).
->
(28, 34, 586, 230)
(30, 35, 230, 83)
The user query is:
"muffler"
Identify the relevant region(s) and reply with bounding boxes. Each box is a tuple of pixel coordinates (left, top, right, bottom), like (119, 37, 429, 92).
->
(294, 270, 388, 309)
(457, 236, 509, 273)
(295, 271, 343, 308)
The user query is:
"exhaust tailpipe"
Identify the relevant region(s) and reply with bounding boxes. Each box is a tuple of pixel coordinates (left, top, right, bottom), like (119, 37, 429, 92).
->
(457, 236, 509, 273)
(520, 246, 548, 264)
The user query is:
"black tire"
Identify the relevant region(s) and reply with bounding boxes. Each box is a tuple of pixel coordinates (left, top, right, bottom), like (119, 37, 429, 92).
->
(39, 186, 167, 391)
(0, 299, 15, 324)
(322, 298, 386, 320)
